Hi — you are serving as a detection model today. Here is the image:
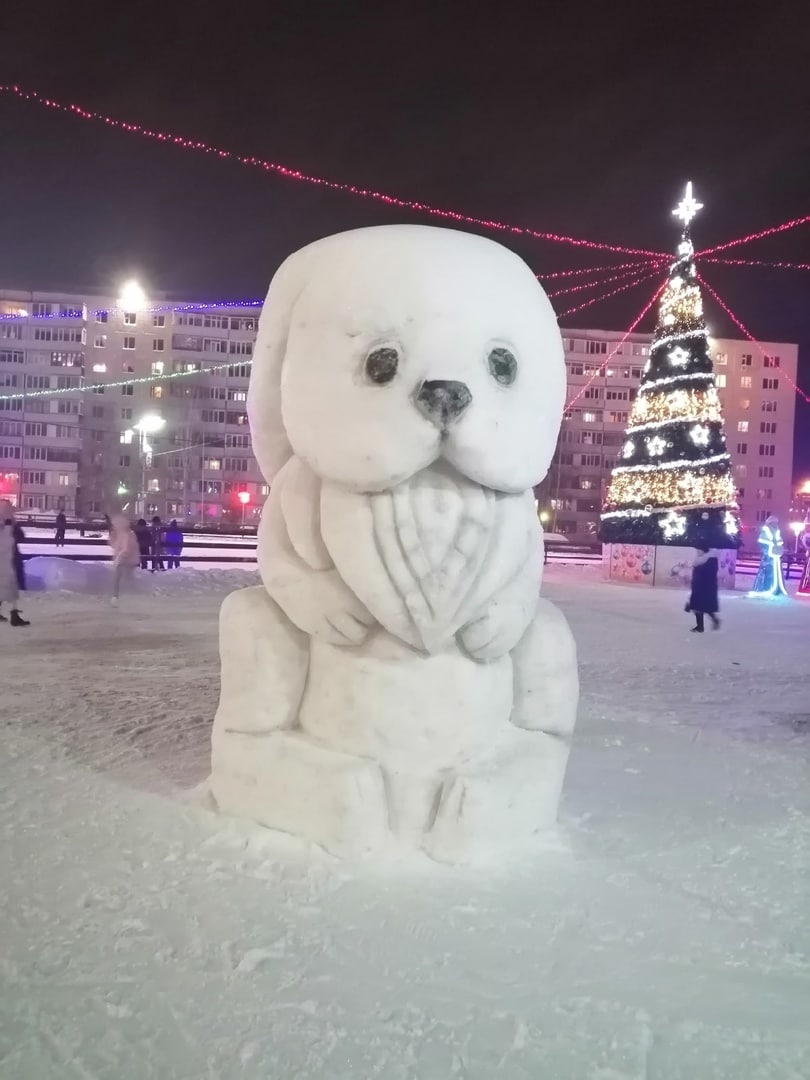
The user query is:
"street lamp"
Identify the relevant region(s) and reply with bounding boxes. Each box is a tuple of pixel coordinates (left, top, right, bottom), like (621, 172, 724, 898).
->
(237, 489, 251, 529)
(118, 279, 147, 312)
(133, 414, 165, 517)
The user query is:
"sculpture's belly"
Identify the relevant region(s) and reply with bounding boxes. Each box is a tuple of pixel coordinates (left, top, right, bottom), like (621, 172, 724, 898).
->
(298, 633, 515, 774)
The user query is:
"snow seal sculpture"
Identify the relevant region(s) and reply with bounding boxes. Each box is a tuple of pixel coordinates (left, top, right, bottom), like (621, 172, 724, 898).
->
(210, 224, 579, 863)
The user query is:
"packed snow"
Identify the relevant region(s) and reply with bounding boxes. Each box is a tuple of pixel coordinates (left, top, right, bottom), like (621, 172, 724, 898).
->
(2, 565, 809, 1078)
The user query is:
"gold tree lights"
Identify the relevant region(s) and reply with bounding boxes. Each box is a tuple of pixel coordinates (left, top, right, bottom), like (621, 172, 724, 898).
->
(599, 183, 741, 548)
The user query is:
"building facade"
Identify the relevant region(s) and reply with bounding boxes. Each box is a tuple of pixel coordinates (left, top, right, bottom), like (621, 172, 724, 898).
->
(0, 291, 799, 540)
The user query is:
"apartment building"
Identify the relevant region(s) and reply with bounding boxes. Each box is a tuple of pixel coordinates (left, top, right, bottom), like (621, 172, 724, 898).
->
(0, 287, 266, 526)
(0, 290, 799, 538)
(541, 329, 799, 545)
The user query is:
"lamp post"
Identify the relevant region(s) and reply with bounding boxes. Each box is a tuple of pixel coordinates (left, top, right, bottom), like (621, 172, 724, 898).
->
(238, 489, 251, 530)
(133, 413, 166, 518)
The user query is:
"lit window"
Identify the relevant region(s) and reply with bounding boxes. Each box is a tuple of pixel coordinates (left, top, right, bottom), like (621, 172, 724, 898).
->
(120, 430, 134, 444)
(582, 411, 597, 423)
(737, 421, 748, 433)
(716, 374, 727, 388)
(715, 352, 728, 366)
(740, 376, 752, 389)
(150, 386, 163, 399)
(151, 361, 164, 375)
(92, 363, 107, 374)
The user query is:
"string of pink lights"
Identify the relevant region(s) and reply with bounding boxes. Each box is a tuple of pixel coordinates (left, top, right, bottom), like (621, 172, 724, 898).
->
(0, 84, 669, 260)
(696, 213, 810, 257)
(555, 269, 662, 319)
(702, 255, 810, 272)
(547, 262, 665, 299)
(695, 272, 810, 405)
(564, 279, 668, 409)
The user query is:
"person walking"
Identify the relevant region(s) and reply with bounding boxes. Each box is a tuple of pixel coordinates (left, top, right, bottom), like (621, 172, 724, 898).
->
(54, 510, 67, 548)
(0, 499, 30, 626)
(150, 515, 165, 572)
(686, 543, 720, 633)
(164, 519, 184, 569)
(134, 518, 152, 570)
(109, 515, 140, 605)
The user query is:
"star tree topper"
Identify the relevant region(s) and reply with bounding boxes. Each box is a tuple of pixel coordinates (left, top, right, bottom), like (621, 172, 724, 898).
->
(673, 181, 703, 228)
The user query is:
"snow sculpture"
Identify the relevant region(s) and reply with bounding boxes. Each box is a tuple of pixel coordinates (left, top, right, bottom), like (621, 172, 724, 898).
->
(210, 225, 579, 863)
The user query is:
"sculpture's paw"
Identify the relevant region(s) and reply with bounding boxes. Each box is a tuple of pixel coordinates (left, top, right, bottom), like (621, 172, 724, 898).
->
(277, 569, 376, 646)
(458, 603, 526, 662)
(211, 730, 390, 858)
(424, 731, 570, 865)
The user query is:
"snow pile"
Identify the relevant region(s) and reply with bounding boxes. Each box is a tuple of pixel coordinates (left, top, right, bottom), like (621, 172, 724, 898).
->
(1, 568, 809, 1076)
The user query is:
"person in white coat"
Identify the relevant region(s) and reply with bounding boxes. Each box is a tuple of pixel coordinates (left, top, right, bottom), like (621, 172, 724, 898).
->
(109, 515, 140, 604)
(0, 499, 29, 626)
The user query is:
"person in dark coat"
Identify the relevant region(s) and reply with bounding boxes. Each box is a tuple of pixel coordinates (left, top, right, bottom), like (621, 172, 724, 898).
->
(134, 518, 152, 571)
(0, 499, 29, 625)
(54, 510, 67, 547)
(164, 520, 184, 569)
(686, 544, 720, 633)
(150, 515, 165, 572)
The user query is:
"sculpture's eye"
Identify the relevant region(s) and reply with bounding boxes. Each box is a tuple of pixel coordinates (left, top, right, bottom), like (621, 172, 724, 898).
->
(364, 347, 399, 386)
(487, 347, 517, 386)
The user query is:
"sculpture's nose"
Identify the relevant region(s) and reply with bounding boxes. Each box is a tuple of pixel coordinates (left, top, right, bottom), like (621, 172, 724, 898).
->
(415, 380, 472, 429)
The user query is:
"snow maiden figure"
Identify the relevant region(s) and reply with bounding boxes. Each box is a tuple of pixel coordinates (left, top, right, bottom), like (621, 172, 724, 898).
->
(749, 514, 787, 597)
(209, 225, 579, 864)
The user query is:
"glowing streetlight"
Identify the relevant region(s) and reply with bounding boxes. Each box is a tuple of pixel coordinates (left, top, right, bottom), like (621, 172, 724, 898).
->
(790, 520, 805, 554)
(118, 279, 147, 311)
(133, 414, 165, 516)
(237, 489, 251, 529)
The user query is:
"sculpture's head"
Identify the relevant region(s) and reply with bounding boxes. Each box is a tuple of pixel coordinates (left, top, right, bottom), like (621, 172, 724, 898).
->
(249, 225, 565, 494)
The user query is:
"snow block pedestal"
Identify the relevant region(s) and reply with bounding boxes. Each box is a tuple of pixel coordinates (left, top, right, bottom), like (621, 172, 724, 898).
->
(602, 543, 737, 590)
(209, 225, 580, 864)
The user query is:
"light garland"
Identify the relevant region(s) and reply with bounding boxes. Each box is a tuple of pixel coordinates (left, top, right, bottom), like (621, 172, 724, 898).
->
(704, 255, 810, 272)
(610, 451, 731, 477)
(0, 84, 671, 259)
(548, 263, 663, 299)
(555, 269, 661, 318)
(689, 424, 711, 446)
(0, 359, 252, 401)
(695, 271, 810, 404)
(604, 467, 737, 508)
(565, 279, 667, 408)
(602, 502, 738, 521)
(646, 435, 667, 456)
(651, 328, 709, 350)
(0, 299, 264, 322)
(630, 387, 722, 427)
(697, 212, 810, 257)
(540, 261, 656, 280)
(638, 371, 715, 393)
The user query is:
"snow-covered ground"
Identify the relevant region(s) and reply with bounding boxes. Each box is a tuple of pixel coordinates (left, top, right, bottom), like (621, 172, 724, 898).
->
(2, 567, 809, 1079)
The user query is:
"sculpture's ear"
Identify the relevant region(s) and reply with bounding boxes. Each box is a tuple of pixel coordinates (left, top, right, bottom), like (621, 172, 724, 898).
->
(248, 248, 312, 482)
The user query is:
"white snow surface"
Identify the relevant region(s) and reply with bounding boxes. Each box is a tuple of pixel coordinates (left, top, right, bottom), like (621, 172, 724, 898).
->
(2, 566, 809, 1078)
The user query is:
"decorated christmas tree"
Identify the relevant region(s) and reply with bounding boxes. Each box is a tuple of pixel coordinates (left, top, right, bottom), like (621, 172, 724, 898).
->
(599, 183, 740, 549)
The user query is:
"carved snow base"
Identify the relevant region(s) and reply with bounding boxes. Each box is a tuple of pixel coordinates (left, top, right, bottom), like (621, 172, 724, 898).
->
(210, 586, 577, 865)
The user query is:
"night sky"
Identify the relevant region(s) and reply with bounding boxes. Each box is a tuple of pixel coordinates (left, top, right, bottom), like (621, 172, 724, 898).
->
(2, 1, 809, 472)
